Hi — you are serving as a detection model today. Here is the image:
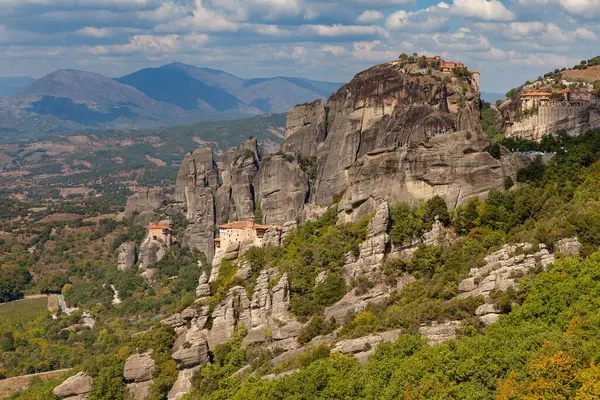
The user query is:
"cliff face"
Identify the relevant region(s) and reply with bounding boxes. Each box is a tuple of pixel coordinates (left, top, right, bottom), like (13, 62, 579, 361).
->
(307, 62, 483, 209)
(130, 61, 517, 262)
(503, 102, 600, 141)
(174, 139, 309, 262)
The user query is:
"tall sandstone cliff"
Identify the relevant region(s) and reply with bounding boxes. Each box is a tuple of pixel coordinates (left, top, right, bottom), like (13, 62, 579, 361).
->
(165, 61, 517, 261)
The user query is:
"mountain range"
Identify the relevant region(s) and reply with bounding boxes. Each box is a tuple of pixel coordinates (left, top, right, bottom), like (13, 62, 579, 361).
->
(0, 63, 341, 139)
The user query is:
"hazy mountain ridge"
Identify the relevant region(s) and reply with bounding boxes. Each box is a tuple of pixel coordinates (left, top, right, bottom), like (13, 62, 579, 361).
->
(0, 64, 341, 138)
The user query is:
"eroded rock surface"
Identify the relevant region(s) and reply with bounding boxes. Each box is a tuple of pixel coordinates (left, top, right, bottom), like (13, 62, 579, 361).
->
(555, 237, 581, 256)
(53, 372, 92, 399)
(419, 321, 462, 345)
(458, 243, 554, 323)
(342, 202, 390, 284)
(117, 242, 137, 271)
(125, 188, 166, 220)
(282, 99, 327, 158)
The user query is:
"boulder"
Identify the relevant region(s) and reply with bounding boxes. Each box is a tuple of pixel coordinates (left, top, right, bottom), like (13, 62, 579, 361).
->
(172, 326, 210, 369)
(117, 242, 137, 271)
(139, 235, 169, 270)
(555, 237, 581, 256)
(419, 321, 462, 345)
(53, 372, 93, 399)
(195, 272, 211, 298)
(124, 351, 155, 382)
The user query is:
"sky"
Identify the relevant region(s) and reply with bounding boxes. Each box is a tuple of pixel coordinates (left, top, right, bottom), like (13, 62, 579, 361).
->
(0, 0, 599, 93)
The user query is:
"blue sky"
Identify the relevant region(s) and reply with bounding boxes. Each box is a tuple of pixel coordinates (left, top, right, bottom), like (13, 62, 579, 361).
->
(0, 0, 598, 92)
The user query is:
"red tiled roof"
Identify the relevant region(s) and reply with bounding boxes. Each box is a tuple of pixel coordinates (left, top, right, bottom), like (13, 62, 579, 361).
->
(559, 89, 571, 93)
(219, 220, 274, 230)
(149, 225, 173, 230)
(521, 92, 551, 97)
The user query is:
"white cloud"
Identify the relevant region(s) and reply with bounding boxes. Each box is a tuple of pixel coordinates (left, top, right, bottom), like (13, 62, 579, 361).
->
(77, 27, 113, 38)
(356, 10, 384, 24)
(352, 40, 397, 61)
(515, 0, 600, 19)
(386, 3, 450, 33)
(452, 0, 515, 21)
(156, 0, 239, 33)
(321, 44, 348, 55)
(305, 24, 385, 37)
(135, 1, 190, 23)
(474, 21, 596, 45)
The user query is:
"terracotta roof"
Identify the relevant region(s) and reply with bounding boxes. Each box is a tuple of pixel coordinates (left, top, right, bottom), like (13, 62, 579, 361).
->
(559, 89, 571, 93)
(521, 92, 551, 97)
(149, 225, 173, 231)
(219, 220, 274, 230)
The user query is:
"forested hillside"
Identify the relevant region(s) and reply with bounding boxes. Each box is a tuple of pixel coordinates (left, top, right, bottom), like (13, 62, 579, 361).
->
(6, 129, 600, 399)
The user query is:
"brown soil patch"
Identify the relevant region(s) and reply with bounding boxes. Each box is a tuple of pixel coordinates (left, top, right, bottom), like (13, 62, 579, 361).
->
(38, 213, 83, 224)
(0, 369, 71, 398)
(145, 155, 167, 167)
(562, 65, 600, 83)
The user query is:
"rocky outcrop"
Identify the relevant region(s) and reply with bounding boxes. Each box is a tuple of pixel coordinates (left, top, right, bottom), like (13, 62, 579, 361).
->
(125, 188, 167, 221)
(503, 101, 600, 141)
(172, 326, 210, 369)
(336, 130, 506, 223)
(168, 366, 201, 400)
(195, 271, 211, 298)
(342, 202, 390, 283)
(208, 286, 252, 348)
(282, 99, 327, 158)
(307, 62, 482, 210)
(124, 351, 155, 400)
(53, 372, 93, 400)
(555, 237, 581, 256)
(139, 234, 169, 270)
(176, 148, 218, 262)
(419, 321, 462, 345)
(332, 329, 403, 364)
(117, 242, 137, 270)
(458, 243, 554, 324)
(256, 154, 309, 225)
(243, 270, 302, 349)
(422, 217, 458, 247)
(218, 138, 260, 222)
(124, 351, 155, 382)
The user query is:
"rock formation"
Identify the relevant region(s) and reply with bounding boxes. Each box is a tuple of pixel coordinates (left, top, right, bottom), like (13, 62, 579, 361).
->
(53, 372, 93, 400)
(281, 99, 326, 158)
(124, 351, 155, 400)
(332, 329, 403, 364)
(342, 202, 390, 283)
(125, 188, 167, 224)
(256, 154, 309, 224)
(500, 98, 600, 141)
(117, 242, 137, 270)
(555, 237, 581, 256)
(458, 243, 554, 324)
(139, 234, 169, 270)
(175, 148, 218, 262)
(123, 60, 526, 264)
